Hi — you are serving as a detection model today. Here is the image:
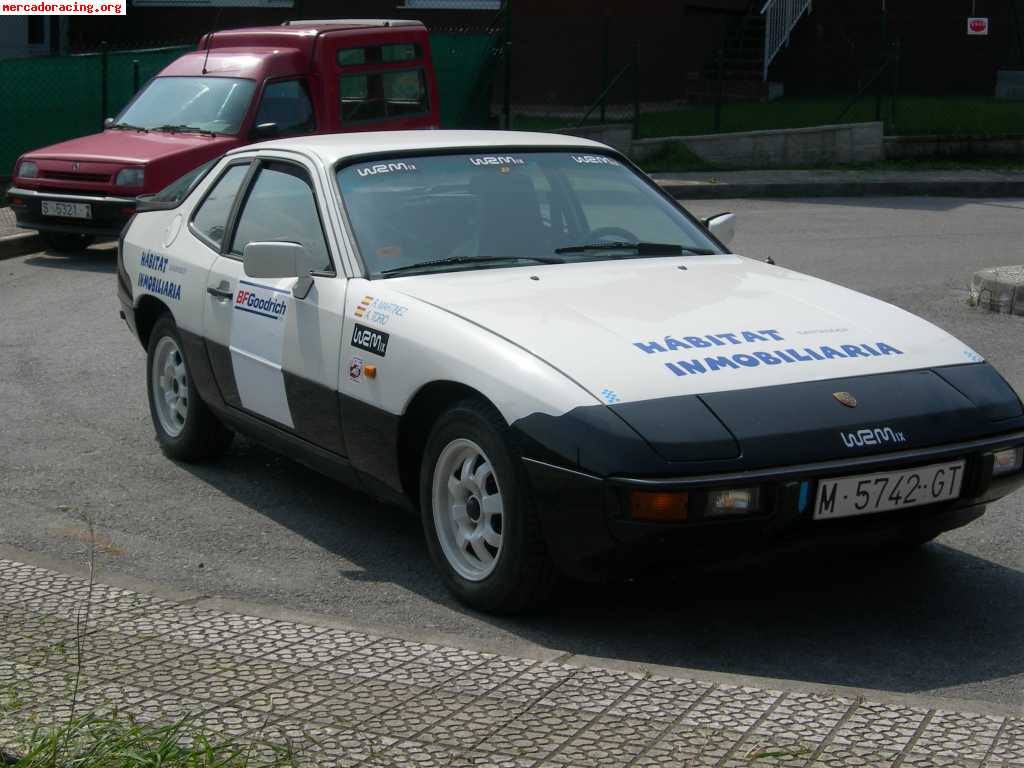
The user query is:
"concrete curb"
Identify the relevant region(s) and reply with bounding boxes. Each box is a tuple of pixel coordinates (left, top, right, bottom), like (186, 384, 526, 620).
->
(653, 175, 1024, 200)
(0, 231, 42, 261)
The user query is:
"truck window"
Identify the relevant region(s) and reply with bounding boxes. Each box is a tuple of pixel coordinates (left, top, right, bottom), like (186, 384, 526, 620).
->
(114, 77, 255, 136)
(253, 80, 316, 136)
(337, 43, 421, 66)
(339, 68, 429, 123)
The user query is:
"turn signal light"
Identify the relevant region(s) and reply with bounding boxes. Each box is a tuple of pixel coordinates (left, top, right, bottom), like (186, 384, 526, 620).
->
(630, 491, 689, 522)
(363, 364, 377, 379)
(992, 447, 1023, 476)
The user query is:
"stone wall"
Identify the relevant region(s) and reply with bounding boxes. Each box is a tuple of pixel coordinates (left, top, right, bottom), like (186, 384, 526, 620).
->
(627, 122, 885, 168)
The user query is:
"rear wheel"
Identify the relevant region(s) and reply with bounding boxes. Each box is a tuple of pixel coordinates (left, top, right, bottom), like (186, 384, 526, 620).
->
(420, 399, 554, 613)
(146, 314, 233, 462)
(42, 232, 94, 253)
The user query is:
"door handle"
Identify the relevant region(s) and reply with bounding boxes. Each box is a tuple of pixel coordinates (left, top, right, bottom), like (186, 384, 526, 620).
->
(207, 284, 233, 301)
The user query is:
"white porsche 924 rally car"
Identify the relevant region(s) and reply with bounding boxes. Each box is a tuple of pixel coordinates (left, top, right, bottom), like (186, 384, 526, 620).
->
(118, 131, 1024, 612)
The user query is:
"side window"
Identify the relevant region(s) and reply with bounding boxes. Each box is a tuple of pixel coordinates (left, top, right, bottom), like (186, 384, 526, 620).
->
(191, 163, 248, 248)
(339, 68, 429, 123)
(230, 162, 332, 274)
(253, 80, 316, 136)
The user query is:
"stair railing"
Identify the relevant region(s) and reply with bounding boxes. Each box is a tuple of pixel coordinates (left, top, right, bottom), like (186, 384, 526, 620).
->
(761, 0, 812, 80)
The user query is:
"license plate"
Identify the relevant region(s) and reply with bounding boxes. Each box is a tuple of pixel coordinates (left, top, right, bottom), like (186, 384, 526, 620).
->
(41, 200, 92, 220)
(814, 460, 965, 520)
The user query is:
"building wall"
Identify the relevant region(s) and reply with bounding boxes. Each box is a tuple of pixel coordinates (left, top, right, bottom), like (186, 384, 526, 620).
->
(0, 17, 54, 59)
(773, 0, 1023, 96)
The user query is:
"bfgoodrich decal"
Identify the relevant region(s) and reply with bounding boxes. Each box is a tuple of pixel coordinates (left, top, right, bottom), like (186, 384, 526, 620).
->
(351, 323, 389, 357)
(235, 281, 288, 320)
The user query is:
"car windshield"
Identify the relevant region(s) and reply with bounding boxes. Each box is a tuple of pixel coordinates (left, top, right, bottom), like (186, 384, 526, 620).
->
(114, 76, 256, 135)
(335, 151, 722, 277)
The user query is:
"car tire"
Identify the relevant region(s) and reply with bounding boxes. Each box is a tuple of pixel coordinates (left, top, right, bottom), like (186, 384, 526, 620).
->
(42, 232, 94, 253)
(146, 314, 233, 463)
(420, 398, 555, 614)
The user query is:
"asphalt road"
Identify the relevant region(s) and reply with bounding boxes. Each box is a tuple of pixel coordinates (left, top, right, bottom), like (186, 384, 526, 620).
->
(2, 197, 1024, 709)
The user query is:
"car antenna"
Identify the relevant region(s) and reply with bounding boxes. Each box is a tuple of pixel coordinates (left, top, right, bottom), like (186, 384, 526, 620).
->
(201, 8, 223, 75)
(201, 31, 214, 74)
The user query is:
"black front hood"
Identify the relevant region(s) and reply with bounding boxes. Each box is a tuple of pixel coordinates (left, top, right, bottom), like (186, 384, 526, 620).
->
(694, 364, 1023, 468)
(514, 363, 1024, 478)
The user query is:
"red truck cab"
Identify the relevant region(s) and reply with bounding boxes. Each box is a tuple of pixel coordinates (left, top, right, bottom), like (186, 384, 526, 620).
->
(8, 19, 439, 251)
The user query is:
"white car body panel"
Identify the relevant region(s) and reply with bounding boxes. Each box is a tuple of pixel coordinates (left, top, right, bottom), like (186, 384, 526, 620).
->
(381, 254, 981, 406)
(121, 130, 985, 426)
(338, 279, 598, 423)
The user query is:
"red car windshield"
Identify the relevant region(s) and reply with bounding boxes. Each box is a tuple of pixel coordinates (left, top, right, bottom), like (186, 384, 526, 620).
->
(114, 76, 256, 136)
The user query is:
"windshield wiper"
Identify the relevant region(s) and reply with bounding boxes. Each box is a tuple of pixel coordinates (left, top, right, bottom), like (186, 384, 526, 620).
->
(555, 241, 714, 256)
(153, 124, 217, 137)
(110, 123, 149, 132)
(380, 255, 563, 277)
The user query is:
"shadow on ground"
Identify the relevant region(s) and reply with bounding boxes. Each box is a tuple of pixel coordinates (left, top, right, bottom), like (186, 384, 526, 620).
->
(24, 245, 116, 273)
(181, 435, 1024, 700)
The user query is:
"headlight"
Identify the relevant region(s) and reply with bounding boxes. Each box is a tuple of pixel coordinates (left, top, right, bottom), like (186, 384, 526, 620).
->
(115, 168, 145, 187)
(992, 447, 1023, 476)
(17, 161, 38, 178)
(705, 487, 760, 518)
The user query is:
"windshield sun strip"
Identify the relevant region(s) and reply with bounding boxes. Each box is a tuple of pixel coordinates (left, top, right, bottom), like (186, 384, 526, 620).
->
(332, 147, 724, 279)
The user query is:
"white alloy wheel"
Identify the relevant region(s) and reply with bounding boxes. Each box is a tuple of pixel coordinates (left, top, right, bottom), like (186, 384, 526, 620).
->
(432, 438, 505, 581)
(150, 335, 189, 438)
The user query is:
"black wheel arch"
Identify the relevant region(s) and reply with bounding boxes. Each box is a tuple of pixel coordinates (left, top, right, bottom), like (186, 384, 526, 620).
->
(134, 295, 172, 350)
(397, 381, 506, 505)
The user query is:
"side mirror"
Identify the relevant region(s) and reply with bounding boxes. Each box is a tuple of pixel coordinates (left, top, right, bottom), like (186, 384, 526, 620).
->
(242, 241, 315, 299)
(242, 241, 303, 278)
(104, 117, 115, 129)
(704, 212, 736, 246)
(251, 122, 279, 140)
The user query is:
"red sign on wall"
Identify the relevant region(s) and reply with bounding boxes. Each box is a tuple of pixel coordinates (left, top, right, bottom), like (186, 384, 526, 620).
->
(968, 17, 990, 36)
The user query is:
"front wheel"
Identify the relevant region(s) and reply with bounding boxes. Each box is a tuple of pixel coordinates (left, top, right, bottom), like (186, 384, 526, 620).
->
(420, 400, 555, 613)
(146, 315, 233, 462)
(42, 232, 94, 253)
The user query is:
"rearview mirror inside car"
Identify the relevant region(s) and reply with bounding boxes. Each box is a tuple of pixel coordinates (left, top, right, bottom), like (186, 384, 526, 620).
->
(704, 212, 736, 246)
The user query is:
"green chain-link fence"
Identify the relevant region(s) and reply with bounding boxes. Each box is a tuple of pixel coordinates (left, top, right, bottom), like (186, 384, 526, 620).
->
(431, 30, 502, 130)
(0, 46, 190, 178)
(0, 32, 501, 181)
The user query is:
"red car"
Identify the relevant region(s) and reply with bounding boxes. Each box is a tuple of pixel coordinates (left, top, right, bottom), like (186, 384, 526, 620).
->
(7, 19, 440, 252)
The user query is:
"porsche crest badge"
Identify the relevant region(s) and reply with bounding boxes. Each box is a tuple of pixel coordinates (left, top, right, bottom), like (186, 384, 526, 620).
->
(833, 391, 858, 408)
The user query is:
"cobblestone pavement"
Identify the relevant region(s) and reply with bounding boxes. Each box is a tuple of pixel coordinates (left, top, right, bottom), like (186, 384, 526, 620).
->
(1, 558, 1022, 767)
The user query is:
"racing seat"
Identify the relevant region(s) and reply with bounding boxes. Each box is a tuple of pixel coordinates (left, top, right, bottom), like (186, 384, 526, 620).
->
(469, 171, 550, 260)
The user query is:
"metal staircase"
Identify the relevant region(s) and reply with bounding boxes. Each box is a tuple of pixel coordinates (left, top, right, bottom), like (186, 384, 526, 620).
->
(693, 0, 811, 105)
(761, 0, 813, 80)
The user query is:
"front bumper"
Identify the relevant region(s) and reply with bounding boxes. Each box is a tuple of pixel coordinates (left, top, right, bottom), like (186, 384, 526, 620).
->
(7, 186, 137, 238)
(524, 430, 1024, 580)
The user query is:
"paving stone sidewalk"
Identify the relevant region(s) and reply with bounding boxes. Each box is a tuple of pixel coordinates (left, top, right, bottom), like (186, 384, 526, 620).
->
(1, 556, 1022, 768)
(0, 207, 22, 239)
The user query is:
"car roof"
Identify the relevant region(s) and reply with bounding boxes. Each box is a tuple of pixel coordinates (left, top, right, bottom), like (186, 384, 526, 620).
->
(230, 130, 613, 165)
